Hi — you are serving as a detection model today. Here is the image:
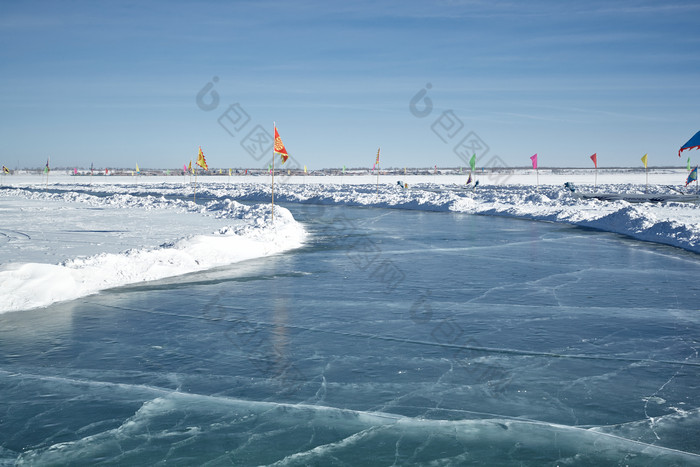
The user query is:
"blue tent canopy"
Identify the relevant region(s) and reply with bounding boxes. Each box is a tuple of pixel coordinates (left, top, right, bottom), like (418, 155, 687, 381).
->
(679, 130, 700, 157)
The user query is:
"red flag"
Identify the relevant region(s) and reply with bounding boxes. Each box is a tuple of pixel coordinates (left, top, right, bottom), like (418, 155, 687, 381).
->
(590, 153, 597, 168)
(274, 126, 289, 164)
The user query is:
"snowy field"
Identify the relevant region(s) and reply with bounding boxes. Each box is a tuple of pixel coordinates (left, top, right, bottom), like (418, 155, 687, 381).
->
(1, 169, 699, 464)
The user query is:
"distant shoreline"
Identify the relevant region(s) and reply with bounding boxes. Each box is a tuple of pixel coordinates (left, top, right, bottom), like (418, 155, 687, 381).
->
(2, 166, 694, 176)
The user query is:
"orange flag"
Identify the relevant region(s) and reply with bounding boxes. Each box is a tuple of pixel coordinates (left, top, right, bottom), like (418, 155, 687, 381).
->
(274, 126, 289, 164)
(196, 146, 208, 170)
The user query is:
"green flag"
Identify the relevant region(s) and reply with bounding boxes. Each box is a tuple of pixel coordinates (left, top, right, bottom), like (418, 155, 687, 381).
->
(469, 154, 476, 171)
(688, 157, 692, 171)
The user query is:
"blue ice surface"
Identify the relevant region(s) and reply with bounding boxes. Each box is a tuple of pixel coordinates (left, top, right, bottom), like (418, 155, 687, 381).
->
(1, 203, 699, 465)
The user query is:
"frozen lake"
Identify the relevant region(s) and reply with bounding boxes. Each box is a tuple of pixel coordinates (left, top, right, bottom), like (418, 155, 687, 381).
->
(1, 197, 699, 464)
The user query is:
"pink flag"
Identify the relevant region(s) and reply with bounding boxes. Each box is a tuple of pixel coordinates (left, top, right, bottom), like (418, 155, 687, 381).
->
(73, 168, 77, 175)
(590, 153, 597, 168)
(530, 153, 538, 169)
(183, 164, 187, 172)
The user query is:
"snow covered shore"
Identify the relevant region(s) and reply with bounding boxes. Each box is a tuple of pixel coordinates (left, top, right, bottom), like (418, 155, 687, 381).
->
(186, 169, 699, 255)
(0, 189, 306, 313)
(1, 168, 698, 312)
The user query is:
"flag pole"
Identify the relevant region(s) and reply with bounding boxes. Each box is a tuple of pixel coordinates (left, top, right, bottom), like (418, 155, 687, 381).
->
(272, 122, 275, 222)
(376, 166, 379, 195)
(594, 166, 597, 191)
(645, 165, 648, 193)
(194, 167, 197, 202)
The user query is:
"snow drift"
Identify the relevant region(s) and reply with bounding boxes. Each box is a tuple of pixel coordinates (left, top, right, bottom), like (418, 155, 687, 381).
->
(0, 190, 306, 313)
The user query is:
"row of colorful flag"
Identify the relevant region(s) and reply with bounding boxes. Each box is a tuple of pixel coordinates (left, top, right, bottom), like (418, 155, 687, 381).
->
(527, 152, 693, 170)
(13, 126, 698, 181)
(528, 152, 697, 186)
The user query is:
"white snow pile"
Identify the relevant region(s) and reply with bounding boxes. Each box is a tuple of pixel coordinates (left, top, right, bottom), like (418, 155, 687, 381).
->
(2, 171, 698, 312)
(205, 181, 700, 253)
(0, 189, 306, 313)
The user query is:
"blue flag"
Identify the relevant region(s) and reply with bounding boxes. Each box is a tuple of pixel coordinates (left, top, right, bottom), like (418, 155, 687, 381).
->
(686, 166, 698, 186)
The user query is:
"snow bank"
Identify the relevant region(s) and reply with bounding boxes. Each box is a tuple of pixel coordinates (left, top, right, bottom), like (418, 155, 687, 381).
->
(2, 169, 698, 311)
(0, 191, 306, 313)
(195, 181, 700, 254)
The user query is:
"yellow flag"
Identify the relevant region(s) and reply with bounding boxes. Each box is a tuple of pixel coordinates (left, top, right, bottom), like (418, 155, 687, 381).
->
(196, 146, 208, 170)
(135, 163, 140, 174)
(304, 165, 307, 174)
(641, 154, 648, 168)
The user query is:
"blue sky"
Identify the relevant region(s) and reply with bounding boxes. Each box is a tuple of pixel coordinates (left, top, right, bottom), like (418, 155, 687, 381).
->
(1, 0, 699, 170)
